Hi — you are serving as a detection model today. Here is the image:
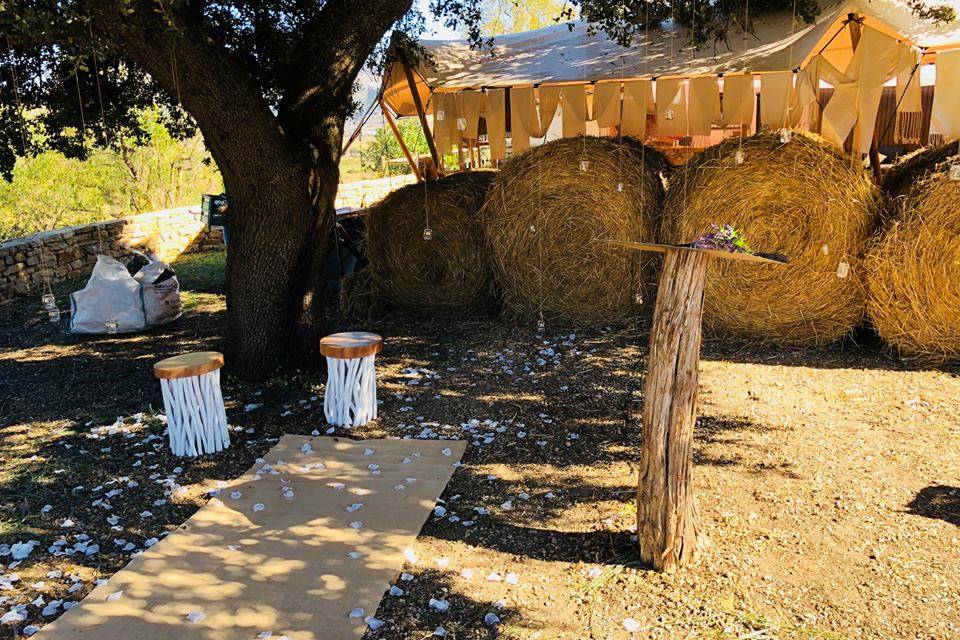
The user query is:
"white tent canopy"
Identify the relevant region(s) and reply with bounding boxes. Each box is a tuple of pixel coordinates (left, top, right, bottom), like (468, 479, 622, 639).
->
(383, 0, 960, 116)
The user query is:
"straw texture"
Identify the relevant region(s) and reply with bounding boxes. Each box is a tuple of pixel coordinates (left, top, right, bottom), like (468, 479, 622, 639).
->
(867, 143, 960, 362)
(482, 136, 669, 326)
(365, 171, 495, 317)
(661, 132, 882, 346)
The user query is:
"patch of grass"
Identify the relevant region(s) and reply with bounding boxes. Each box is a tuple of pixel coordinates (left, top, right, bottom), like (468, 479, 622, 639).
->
(172, 250, 226, 295)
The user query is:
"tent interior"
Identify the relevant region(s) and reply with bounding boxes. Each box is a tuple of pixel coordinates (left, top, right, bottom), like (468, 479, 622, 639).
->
(377, 0, 960, 173)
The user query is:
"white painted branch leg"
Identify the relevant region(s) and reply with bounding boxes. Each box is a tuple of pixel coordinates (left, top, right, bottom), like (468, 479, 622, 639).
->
(159, 369, 231, 457)
(324, 354, 378, 427)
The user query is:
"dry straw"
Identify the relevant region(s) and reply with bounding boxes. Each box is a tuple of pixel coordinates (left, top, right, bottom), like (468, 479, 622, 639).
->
(867, 143, 960, 362)
(364, 171, 495, 317)
(661, 132, 882, 346)
(482, 136, 669, 326)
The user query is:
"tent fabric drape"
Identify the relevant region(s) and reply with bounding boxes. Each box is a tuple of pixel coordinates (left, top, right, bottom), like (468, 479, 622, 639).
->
(560, 84, 588, 137)
(788, 58, 822, 127)
(457, 90, 485, 139)
(509, 87, 535, 152)
(656, 78, 688, 137)
(485, 88, 507, 161)
(930, 49, 960, 141)
(688, 76, 721, 136)
(593, 82, 621, 129)
(621, 79, 653, 137)
(895, 44, 923, 143)
(851, 28, 901, 153)
(536, 85, 561, 137)
(432, 92, 458, 154)
(759, 71, 793, 129)
(720, 73, 755, 127)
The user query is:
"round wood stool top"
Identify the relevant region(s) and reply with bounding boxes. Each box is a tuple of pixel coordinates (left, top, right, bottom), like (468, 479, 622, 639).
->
(320, 332, 383, 359)
(154, 351, 225, 379)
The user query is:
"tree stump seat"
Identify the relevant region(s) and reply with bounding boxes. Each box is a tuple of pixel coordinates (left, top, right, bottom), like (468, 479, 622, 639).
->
(320, 332, 383, 427)
(154, 351, 230, 457)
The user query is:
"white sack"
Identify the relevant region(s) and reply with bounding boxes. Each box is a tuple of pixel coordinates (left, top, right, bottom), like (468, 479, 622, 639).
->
(135, 261, 183, 327)
(70, 255, 146, 334)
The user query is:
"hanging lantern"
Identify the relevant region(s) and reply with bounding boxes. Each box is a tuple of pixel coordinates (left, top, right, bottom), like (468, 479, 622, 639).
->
(529, 224, 536, 233)
(836, 260, 850, 279)
(633, 292, 643, 305)
(436, 109, 446, 122)
(821, 244, 830, 255)
(47, 307, 60, 323)
(536, 318, 546, 333)
(422, 226, 434, 241)
(579, 159, 590, 172)
(665, 109, 675, 121)
(734, 149, 745, 165)
(41, 293, 56, 310)
(616, 182, 625, 193)
(456, 116, 467, 132)
(779, 128, 793, 144)
(105, 318, 119, 334)
(950, 164, 960, 181)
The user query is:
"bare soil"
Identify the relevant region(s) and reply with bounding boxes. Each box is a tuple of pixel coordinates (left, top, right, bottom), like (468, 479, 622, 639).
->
(1, 250, 958, 639)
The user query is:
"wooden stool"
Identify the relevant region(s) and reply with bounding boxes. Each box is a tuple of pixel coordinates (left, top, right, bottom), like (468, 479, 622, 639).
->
(154, 351, 230, 457)
(320, 332, 382, 427)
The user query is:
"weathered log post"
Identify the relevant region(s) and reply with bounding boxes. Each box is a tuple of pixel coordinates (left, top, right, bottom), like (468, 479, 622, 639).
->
(637, 247, 708, 571)
(603, 240, 787, 572)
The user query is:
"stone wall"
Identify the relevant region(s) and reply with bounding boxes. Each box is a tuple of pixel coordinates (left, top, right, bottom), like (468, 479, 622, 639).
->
(335, 174, 416, 209)
(0, 206, 223, 301)
(0, 175, 416, 302)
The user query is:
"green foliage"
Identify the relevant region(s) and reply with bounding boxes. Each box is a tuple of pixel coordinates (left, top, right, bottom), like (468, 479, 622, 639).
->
(359, 119, 430, 176)
(0, 109, 222, 242)
(480, 0, 578, 35)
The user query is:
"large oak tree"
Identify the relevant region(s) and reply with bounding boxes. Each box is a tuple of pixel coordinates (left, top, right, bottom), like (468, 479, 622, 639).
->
(0, 0, 949, 379)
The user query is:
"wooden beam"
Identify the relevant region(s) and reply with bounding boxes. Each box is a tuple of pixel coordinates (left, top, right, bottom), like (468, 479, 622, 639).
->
(398, 56, 442, 174)
(380, 99, 422, 182)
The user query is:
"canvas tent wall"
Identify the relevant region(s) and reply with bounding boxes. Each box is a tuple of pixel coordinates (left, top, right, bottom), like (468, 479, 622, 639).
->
(381, 0, 960, 169)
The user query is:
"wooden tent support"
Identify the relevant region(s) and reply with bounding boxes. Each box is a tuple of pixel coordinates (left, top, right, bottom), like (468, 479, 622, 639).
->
(399, 57, 442, 174)
(380, 99, 422, 182)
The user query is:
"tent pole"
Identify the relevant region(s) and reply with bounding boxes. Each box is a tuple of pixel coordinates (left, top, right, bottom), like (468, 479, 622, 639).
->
(380, 99, 423, 182)
(398, 56, 442, 174)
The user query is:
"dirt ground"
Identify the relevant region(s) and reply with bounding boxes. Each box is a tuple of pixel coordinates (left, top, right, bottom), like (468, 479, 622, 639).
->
(1, 250, 958, 639)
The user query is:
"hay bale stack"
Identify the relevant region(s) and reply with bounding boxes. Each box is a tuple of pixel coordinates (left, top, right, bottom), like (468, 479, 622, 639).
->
(482, 136, 668, 326)
(365, 171, 495, 316)
(866, 144, 960, 362)
(661, 132, 882, 346)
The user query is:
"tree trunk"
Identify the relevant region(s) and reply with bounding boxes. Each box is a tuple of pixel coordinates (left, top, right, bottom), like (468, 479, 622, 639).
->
(637, 248, 708, 572)
(222, 148, 339, 381)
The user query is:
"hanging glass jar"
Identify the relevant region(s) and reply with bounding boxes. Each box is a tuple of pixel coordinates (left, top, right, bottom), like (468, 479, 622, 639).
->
(41, 293, 56, 310)
(436, 109, 446, 122)
(836, 260, 850, 279)
(105, 318, 119, 334)
(734, 149, 745, 165)
(579, 159, 590, 172)
(47, 307, 60, 323)
(779, 128, 793, 144)
(456, 116, 467, 132)
(422, 226, 434, 241)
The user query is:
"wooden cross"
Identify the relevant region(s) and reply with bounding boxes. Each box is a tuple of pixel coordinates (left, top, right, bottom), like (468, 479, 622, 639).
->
(607, 241, 788, 572)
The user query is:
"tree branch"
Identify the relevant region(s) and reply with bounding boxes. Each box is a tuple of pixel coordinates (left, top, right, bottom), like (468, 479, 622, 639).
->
(278, 0, 414, 153)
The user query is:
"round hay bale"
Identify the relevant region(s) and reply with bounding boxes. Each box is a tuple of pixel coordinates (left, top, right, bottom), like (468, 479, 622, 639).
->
(866, 143, 960, 362)
(661, 132, 882, 346)
(482, 136, 669, 326)
(365, 171, 495, 317)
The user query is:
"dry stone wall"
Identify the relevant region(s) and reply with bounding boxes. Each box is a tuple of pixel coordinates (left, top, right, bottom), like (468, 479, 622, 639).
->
(0, 206, 222, 301)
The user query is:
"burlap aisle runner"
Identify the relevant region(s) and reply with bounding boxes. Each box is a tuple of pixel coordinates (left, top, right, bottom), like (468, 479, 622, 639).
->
(38, 435, 467, 640)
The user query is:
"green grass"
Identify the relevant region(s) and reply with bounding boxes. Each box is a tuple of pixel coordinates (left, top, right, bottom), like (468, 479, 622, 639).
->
(172, 250, 226, 298)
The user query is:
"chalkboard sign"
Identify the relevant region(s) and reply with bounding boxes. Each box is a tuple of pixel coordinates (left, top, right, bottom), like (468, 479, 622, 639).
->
(202, 194, 229, 227)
